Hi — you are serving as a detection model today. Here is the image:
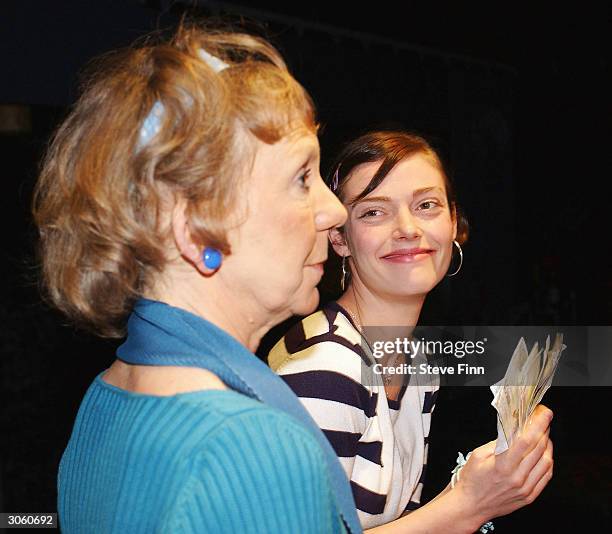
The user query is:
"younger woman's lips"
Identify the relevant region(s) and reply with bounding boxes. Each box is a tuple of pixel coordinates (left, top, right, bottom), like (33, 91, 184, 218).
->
(382, 250, 434, 263)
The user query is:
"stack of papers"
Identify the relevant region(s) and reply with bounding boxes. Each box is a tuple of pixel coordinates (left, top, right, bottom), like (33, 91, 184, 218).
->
(490, 334, 566, 454)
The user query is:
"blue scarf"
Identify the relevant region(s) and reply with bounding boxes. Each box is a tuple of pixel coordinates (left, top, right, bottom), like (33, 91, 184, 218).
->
(117, 298, 361, 533)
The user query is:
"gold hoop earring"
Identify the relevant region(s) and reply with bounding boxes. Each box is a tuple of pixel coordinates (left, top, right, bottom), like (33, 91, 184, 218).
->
(447, 240, 463, 277)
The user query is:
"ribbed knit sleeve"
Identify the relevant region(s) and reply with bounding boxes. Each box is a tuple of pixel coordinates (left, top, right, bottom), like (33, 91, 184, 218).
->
(163, 410, 346, 533)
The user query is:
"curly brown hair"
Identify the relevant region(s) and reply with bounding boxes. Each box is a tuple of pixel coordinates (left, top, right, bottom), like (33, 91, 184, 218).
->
(32, 22, 317, 337)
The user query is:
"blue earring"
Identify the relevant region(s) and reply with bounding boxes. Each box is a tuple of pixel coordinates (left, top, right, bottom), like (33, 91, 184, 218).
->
(202, 247, 222, 270)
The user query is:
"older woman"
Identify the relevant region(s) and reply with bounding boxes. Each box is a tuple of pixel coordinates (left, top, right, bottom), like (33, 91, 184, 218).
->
(33, 24, 362, 533)
(270, 131, 554, 532)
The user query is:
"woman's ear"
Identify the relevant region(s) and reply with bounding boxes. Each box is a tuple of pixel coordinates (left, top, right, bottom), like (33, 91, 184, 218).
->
(329, 227, 350, 258)
(171, 197, 219, 275)
(451, 205, 458, 241)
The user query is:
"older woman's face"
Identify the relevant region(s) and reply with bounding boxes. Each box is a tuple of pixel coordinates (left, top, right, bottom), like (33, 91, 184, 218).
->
(341, 154, 457, 298)
(223, 128, 346, 321)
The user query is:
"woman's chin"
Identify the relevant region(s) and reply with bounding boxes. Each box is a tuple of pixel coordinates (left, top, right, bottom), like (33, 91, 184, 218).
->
(379, 273, 441, 298)
(291, 287, 320, 317)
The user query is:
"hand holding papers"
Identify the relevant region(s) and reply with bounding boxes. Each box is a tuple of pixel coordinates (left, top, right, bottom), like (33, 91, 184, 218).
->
(490, 334, 566, 454)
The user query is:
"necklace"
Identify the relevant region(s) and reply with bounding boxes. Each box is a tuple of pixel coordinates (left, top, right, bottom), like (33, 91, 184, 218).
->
(342, 299, 403, 387)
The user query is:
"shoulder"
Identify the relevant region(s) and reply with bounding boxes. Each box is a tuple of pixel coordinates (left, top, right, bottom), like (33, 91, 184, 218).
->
(269, 304, 369, 380)
(163, 399, 342, 532)
(169, 389, 317, 441)
(268, 305, 377, 420)
(164, 390, 327, 463)
(195, 392, 326, 445)
(88, 378, 322, 456)
(166, 393, 337, 505)
(101, 361, 228, 396)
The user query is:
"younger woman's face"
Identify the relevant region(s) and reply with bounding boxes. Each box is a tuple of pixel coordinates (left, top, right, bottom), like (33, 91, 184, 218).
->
(338, 154, 457, 299)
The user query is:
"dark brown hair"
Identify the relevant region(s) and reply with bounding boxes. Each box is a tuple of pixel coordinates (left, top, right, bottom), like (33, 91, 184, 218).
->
(32, 22, 316, 337)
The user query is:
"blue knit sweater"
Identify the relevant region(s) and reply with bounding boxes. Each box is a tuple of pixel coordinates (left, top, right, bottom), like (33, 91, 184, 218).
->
(58, 373, 346, 533)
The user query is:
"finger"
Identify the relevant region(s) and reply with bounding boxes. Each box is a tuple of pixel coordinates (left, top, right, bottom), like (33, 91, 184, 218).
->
(497, 424, 547, 473)
(506, 405, 553, 463)
(532, 404, 554, 425)
(524, 458, 553, 504)
(501, 432, 548, 489)
(520, 438, 553, 496)
(517, 428, 550, 476)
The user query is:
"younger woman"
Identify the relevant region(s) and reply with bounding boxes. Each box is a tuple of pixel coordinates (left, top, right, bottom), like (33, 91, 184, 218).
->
(270, 131, 554, 532)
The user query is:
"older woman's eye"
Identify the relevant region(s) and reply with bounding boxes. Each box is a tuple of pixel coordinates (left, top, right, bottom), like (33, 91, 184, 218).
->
(297, 169, 312, 191)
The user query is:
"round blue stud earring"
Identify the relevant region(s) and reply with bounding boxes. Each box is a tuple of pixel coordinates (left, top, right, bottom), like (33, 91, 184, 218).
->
(202, 247, 222, 270)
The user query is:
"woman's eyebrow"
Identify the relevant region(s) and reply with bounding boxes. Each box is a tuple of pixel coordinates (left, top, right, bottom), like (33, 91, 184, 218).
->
(349, 195, 391, 207)
(350, 187, 444, 206)
(413, 186, 444, 196)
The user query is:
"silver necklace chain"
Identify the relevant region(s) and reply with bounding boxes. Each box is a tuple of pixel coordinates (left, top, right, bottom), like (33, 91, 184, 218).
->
(343, 302, 403, 387)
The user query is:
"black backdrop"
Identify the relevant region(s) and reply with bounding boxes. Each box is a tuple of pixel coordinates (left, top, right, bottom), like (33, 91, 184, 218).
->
(1, 1, 610, 530)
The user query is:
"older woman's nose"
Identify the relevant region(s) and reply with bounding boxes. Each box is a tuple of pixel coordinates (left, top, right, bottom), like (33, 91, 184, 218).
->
(393, 206, 422, 239)
(314, 178, 347, 230)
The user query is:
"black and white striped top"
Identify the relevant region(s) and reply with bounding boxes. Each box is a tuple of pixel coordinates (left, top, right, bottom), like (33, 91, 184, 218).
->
(269, 302, 439, 529)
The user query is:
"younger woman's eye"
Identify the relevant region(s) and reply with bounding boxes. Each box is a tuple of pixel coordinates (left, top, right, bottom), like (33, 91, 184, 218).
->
(417, 200, 441, 211)
(359, 209, 383, 218)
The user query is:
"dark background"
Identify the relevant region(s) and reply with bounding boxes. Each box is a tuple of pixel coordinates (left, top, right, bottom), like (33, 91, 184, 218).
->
(1, 0, 610, 531)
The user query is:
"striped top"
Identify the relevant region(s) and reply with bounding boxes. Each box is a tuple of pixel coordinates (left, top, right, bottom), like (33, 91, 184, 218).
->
(269, 303, 439, 529)
(58, 373, 347, 533)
